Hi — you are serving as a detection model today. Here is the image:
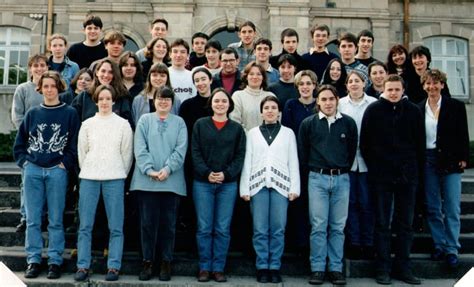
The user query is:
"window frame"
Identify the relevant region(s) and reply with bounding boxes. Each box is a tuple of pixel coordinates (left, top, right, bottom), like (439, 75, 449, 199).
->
(0, 26, 31, 86)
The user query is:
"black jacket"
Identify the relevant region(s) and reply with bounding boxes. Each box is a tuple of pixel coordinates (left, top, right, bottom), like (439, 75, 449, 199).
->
(211, 70, 242, 95)
(360, 97, 425, 184)
(418, 96, 469, 174)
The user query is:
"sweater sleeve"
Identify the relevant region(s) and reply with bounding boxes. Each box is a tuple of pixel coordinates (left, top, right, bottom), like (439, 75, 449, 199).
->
(134, 116, 155, 175)
(11, 84, 27, 129)
(13, 111, 30, 168)
(71, 92, 85, 121)
(62, 111, 80, 172)
(229, 92, 243, 128)
(223, 124, 247, 181)
(77, 122, 89, 169)
(287, 129, 301, 196)
(191, 121, 213, 179)
(297, 118, 310, 174)
(239, 130, 254, 197)
(163, 118, 188, 174)
(120, 120, 134, 174)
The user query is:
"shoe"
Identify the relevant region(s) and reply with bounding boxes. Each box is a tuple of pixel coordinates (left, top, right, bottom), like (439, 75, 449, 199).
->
(308, 271, 325, 285)
(24, 263, 41, 278)
(256, 269, 269, 283)
(392, 270, 421, 285)
(375, 271, 391, 285)
(197, 270, 210, 282)
(446, 253, 459, 268)
(431, 248, 445, 261)
(105, 268, 119, 281)
(328, 271, 346, 285)
(74, 268, 89, 282)
(47, 264, 61, 279)
(212, 271, 227, 282)
(138, 261, 153, 281)
(159, 261, 171, 281)
(270, 269, 282, 283)
(16, 221, 26, 232)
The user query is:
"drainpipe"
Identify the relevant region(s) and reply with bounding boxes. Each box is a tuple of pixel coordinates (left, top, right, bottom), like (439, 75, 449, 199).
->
(403, 0, 410, 48)
(47, 0, 54, 43)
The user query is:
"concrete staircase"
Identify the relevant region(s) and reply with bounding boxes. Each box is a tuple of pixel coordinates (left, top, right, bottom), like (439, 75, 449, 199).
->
(0, 162, 473, 286)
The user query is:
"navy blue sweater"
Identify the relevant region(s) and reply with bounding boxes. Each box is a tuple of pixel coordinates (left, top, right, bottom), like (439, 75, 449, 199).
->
(13, 103, 80, 171)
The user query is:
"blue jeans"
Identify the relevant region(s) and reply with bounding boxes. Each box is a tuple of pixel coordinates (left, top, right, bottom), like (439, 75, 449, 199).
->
(23, 162, 68, 265)
(250, 187, 289, 270)
(346, 172, 374, 246)
(193, 180, 237, 272)
(308, 171, 349, 272)
(424, 151, 461, 255)
(77, 179, 125, 270)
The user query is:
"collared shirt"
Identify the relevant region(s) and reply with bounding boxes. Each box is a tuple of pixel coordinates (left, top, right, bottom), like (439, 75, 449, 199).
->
(264, 64, 280, 85)
(425, 97, 441, 149)
(228, 41, 255, 71)
(318, 111, 342, 130)
(338, 94, 377, 172)
(309, 47, 330, 55)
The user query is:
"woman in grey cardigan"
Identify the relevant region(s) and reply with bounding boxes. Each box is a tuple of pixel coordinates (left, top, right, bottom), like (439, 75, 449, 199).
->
(130, 86, 187, 282)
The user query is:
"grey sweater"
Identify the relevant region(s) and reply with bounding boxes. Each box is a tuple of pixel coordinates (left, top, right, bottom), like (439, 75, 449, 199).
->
(11, 81, 43, 129)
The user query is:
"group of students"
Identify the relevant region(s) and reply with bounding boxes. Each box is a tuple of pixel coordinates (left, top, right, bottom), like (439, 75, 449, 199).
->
(10, 13, 469, 286)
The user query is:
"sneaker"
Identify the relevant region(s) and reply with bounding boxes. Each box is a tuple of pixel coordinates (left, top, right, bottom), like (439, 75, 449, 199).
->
(159, 261, 171, 281)
(431, 248, 445, 261)
(446, 253, 459, 268)
(138, 261, 153, 281)
(256, 269, 269, 283)
(16, 220, 26, 233)
(47, 264, 61, 279)
(212, 271, 227, 283)
(328, 271, 346, 285)
(74, 268, 89, 282)
(270, 269, 282, 283)
(197, 270, 210, 282)
(375, 271, 391, 285)
(24, 263, 41, 278)
(308, 271, 325, 285)
(105, 268, 119, 281)
(392, 269, 421, 285)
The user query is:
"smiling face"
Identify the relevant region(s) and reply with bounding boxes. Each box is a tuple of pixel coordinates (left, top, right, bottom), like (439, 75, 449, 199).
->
(317, 89, 338, 117)
(97, 89, 114, 115)
(150, 22, 167, 39)
(121, 57, 137, 81)
(279, 61, 295, 82)
(261, 99, 279, 124)
(30, 60, 48, 82)
(412, 54, 428, 75)
(150, 72, 168, 89)
(255, 43, 271, 63)
(370, 65, 387, 88)
(205, 47, 220, 66)
(41, 78, 59, 104)
(312, 29, 329, 51)
(105, 40, 124, 59)
(170, 45, 188, 68)
(283, 36, 298, 53)
(297, 75, 316, 99)
(220, 53, 238, 75)
(423, 77, 444, 98)
(239, 25, 256, 47)
(154, 96, 172, 115)
(153, 39, 168, 61)
(193, 71, 212, 96)
(346, 73, 365, 99)
(211, 91, 230, 117)
(96, 62, 114, 85)
(392, 51, 406, 67)
(384, 80, 404, 103)
(76, 72, 92, 92)
(247, 66, 264, 89)
(358, 36, 373, 55)
(84, 24, 101, 42)
(50, 38, 67, 59)
(329, 61, 342, 81)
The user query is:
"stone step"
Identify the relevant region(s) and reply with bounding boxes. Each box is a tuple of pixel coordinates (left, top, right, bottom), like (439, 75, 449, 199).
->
(0, 187, 20, 208)
(0, 208, 76, 227)
(12, 273, 460, 287)
(0, 245, 471, 280)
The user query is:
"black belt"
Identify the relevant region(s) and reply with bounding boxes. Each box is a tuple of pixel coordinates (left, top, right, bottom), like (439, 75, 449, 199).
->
(311, 168, 349, 176)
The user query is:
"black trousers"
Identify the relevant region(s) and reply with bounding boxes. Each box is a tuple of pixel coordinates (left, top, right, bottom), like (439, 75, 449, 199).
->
(137, 191, 180, 262)
(373, 182, 417, 273)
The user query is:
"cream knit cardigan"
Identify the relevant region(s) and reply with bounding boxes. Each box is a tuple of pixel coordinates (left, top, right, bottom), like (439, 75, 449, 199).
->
(240, 125, 300, 198)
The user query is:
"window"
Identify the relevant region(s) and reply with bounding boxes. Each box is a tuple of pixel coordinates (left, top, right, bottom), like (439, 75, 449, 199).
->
(0, 27, 30, 86)
(424, 37, 469, 99)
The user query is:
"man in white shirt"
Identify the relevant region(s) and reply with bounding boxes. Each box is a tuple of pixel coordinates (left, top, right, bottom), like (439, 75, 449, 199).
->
(169, 39, 196, 103)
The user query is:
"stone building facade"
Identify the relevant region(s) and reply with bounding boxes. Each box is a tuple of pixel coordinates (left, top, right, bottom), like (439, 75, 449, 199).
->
(1, 0, 474, 134)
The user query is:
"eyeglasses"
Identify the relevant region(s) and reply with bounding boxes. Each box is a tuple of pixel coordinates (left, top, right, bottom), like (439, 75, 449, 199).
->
(222, 59, 236, 63)
(156, 97, 172, 102)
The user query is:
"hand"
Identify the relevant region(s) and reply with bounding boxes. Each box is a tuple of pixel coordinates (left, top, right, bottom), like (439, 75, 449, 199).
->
(241, 195, 250, 201)
(58, 162, 66, 170)
(459, 161, 467, 169)
(149, 170, 161, 181)
(157, 168, 169, 181)
(212, 172, 225, 183)
(288, 193, 299, 201)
